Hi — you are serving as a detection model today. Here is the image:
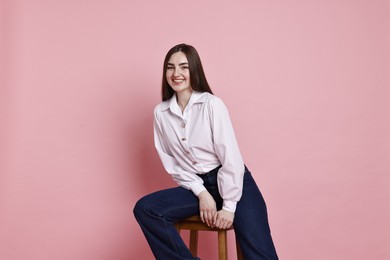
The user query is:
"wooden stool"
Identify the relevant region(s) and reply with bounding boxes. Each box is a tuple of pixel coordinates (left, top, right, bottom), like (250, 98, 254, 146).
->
(175, 215, 243, 260)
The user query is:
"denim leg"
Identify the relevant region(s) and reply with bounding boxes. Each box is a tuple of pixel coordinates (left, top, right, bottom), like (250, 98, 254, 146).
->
(234, 167, 279, 260)
(133, 187, 200, 260)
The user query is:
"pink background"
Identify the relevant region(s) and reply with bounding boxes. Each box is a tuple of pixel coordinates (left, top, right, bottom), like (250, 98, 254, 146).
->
(1, 0, 389, 259)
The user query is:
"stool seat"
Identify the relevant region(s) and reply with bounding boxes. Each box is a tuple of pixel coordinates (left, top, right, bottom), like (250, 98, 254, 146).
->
(175, 215, 243, 260)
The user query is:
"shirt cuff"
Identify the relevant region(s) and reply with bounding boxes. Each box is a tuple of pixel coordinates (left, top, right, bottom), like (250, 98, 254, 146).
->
(222, 200, 237, 213)
(191, 183, 206, 196)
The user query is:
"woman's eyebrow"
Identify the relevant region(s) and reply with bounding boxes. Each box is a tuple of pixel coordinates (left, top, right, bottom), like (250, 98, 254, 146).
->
(167, 62, 189, 66)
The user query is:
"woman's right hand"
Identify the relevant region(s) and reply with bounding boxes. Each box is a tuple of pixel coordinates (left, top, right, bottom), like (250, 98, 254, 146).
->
(198, 190, 217, 227)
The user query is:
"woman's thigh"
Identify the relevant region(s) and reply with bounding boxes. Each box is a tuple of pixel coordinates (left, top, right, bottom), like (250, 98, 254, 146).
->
(135, 186, 200, 222)
(234, 169, 272, 239)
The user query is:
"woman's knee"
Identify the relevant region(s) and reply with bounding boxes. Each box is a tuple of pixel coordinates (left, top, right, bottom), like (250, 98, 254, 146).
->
(133, 195, 153, 220)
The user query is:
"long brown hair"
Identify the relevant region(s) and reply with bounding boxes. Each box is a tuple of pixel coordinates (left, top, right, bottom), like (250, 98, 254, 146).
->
(161, 43, 213, 101)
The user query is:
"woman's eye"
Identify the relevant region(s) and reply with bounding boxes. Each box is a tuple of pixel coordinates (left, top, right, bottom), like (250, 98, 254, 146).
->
(167, 66, 174, 70)
(181, 66, 189, 70)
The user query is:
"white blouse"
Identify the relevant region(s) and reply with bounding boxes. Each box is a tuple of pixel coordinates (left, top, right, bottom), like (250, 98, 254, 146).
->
(153, 91, 245, 213)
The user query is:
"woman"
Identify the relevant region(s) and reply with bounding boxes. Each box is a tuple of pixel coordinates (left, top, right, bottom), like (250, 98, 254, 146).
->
(134, 43, 278, 260)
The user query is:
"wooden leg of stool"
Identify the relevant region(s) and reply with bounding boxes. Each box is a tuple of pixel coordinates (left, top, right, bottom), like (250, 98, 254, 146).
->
(218, 230, 228, 260)
(189, 230, 199, 257)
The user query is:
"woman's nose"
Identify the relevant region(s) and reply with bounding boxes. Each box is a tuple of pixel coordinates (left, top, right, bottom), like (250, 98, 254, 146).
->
(173, 67, 181, 76)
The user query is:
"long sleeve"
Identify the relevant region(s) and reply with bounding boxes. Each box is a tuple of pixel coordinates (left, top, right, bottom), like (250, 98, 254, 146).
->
(154, 107, 206, 196)
(209, 97, 245, 213)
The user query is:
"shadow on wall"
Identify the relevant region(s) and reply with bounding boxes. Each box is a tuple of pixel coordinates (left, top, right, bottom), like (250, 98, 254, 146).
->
(123, 86, 176, 258)
(129, 106, 174, 195)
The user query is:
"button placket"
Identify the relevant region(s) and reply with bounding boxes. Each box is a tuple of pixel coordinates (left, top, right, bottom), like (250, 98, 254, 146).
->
(180, 117, 189, 152)
(179, 108, 197, 165)
(180, 118, 187, 142)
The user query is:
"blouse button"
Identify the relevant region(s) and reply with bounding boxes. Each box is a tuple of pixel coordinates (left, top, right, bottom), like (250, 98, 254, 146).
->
(181, 123, 186, 128)
(181, 138, 186, 141)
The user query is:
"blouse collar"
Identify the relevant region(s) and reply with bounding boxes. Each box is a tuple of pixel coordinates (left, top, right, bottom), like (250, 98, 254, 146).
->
(160, 91, 210, 113)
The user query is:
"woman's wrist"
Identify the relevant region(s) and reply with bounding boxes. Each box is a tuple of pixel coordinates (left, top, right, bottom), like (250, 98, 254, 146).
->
(191, 183, 206, 196)
(222, 200, 237, 213)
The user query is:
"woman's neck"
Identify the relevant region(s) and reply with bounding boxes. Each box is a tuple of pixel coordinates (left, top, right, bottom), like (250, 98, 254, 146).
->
(176, 89, 193, 113)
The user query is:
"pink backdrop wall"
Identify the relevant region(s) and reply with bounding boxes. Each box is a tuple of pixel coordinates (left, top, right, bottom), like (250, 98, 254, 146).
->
(1, 0, 389, 259)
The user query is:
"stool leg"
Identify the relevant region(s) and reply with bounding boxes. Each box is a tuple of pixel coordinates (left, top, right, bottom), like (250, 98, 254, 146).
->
(218, 230, 228, 260)
(189, 230, 199, 257)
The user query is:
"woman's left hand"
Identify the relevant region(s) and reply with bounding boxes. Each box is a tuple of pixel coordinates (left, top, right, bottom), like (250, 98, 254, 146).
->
(213, 209, 234, 229)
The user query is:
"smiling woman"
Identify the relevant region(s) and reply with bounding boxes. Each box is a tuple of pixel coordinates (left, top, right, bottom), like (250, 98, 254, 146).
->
(165, 52, 192, 109)
(133, 43, 279, 260)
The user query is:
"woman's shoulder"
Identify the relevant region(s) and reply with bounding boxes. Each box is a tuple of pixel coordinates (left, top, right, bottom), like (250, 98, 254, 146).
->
(203, 93, 226, 109)
(196, 92, 224, 105)
(154, 99, 171, 115)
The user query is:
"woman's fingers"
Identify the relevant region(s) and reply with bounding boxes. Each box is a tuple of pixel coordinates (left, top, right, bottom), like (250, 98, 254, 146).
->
(212, 212, 218, 227)
(216, 217, 231, 229)
(201, 209, 235, 228)
(205, 211, 211, 226)
(198, 190, 217, 227)
(201, 209, 216, 227)
(214, 210, 234, 229)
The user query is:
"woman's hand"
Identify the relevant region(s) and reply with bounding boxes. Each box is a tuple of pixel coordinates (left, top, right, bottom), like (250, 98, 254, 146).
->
(213, 209, 234, 229)
(198, 190, 217, 227)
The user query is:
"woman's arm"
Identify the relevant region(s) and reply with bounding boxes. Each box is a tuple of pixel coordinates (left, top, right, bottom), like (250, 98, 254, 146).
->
(209, 97, 245, 213)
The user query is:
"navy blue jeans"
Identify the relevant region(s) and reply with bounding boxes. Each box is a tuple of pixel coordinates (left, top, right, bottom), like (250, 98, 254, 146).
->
(133, 166, 278, 260)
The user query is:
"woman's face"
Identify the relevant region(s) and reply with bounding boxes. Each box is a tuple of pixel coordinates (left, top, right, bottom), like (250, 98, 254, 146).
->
(166, 51, 192, 95)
